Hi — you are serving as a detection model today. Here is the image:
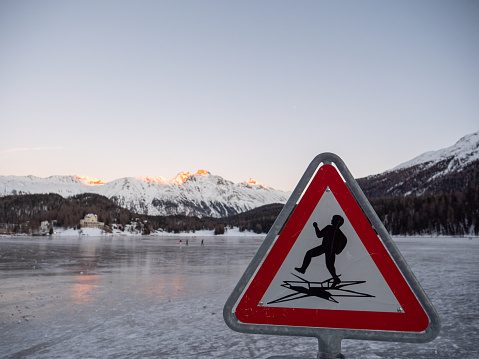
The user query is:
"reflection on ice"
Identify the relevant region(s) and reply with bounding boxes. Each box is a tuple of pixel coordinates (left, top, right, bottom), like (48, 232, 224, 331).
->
(71, 273, 99, 305)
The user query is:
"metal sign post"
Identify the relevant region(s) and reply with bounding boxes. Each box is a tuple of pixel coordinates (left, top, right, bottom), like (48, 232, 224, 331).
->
(223, 153, 440, 359)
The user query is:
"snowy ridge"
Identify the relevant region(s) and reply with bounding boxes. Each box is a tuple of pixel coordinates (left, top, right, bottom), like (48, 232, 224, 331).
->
(357, 130, 479, 198)
(0, 175, 87, 197)
(391, 131, 479, 173)
(0, 170, 290, 218)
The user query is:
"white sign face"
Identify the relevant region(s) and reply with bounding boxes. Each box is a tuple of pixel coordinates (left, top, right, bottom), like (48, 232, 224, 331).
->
(260, 187, 401, 312)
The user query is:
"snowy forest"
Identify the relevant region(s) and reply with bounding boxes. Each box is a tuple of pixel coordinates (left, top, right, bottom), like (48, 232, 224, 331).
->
(1, 187, 478, 236)
(370, 185, 478, 236)
(0, 193, 279, 235)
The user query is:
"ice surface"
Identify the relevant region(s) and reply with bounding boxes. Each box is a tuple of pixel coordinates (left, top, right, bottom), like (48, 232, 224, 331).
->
(0, 236, 478, 358)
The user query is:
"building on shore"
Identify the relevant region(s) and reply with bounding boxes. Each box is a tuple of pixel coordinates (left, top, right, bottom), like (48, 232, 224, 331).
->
(40, 221, 50, 233)
(80, 214, 104, 229)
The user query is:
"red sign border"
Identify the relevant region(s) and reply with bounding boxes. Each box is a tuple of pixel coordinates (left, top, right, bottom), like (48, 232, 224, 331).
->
(235, 164, 429, 332)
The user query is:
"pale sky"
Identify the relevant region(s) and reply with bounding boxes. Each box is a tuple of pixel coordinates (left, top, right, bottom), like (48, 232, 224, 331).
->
(1, 1, 478, 191)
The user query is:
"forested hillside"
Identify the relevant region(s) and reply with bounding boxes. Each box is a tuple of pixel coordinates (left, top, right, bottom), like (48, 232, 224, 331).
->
(231, 188, 479, 236)
(0, 193, 280, 235)
(222, 203, 284, 234)
(357, 160, 479, 198)
(1, 187, 478, 236)
(369, 185, 479, 236)
(0, 193, 133, 233)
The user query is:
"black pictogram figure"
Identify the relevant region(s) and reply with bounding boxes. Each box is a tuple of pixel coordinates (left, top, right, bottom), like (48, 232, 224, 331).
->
(295, 215, 347, 287)
(267, 273, 374, 305)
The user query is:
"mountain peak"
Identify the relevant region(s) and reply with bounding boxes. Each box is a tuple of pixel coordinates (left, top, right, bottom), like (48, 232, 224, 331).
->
(171, 169, 210, 184)
(242, 178, 269, 189)
(171, 171, 191, 184)
(74, 175, 105, 186)
(195, 169, 210, 176)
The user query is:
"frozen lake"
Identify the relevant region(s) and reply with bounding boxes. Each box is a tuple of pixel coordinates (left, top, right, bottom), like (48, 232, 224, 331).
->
(1, 235, 478, 358)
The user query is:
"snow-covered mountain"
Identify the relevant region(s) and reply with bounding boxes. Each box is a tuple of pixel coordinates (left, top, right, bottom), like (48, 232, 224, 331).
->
(3, 131, 477, 215)
(0, 170, 291, 218)
(0, 175, 91, 197)
(357, 130, 479, 198)
(391, 131, 479, 173)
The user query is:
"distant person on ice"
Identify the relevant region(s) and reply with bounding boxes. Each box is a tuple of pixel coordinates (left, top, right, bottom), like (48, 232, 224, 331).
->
(295, 215, 347, 287)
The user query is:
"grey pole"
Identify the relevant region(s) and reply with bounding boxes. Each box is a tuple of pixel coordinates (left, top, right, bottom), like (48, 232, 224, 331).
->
(317, 334, 344, 359)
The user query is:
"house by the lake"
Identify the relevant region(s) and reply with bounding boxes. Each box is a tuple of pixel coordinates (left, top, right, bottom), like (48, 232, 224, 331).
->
(80, 214, 104, 229)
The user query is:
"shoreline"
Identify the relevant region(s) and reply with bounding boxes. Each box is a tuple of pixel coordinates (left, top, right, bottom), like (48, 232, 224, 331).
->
(1, 228, 477, 240)
(1, 227, 268, 238)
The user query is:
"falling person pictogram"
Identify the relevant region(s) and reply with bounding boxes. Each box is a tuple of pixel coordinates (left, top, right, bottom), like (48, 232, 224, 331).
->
(295, 215, 347, 287)
(268, 215, 375, 305)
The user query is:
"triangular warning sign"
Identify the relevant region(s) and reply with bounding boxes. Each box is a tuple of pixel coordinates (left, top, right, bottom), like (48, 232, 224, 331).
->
(224, 153, 440, 342)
